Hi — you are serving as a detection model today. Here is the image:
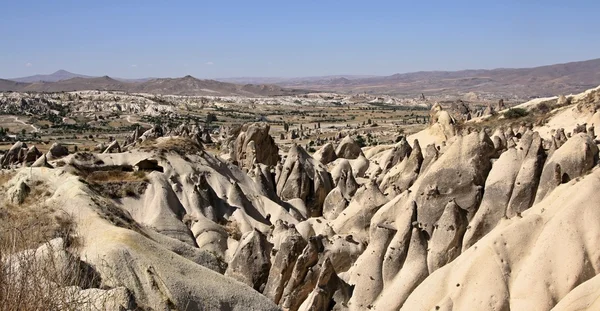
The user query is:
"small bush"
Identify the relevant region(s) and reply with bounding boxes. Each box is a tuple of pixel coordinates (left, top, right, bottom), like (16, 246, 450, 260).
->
(223, 220, 242, 240)
(0, 192, 103, 310)
(504, 108, 529, 119)
(535, 102, 551, 114)
(355, 135, 366, 148)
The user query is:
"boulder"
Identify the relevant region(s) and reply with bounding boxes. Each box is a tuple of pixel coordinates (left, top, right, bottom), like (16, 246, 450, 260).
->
(47, 143, 69, 160)
(313, 143, 337, 165)
(535, 133, 598, 203)
(24, 146, 42, 164)
(1, 141, 26, 167)
(335, 136, 362, 160)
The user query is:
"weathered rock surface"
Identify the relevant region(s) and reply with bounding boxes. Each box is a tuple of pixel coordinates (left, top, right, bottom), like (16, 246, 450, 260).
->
(225, 229, 273, 291)
(335, 136, 362, 159)
(233, 122, 279, 169)
(313, 142, 337, 165)
(276, 144, 333, 217)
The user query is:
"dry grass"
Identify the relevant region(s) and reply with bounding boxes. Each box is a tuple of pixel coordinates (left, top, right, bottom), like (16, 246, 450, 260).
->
(85, 170, 148, 184)
(222, 219, 242, 240)
(0, 180, 57, 252)
(460, 106, 559, 134)
(0, 177, 134, 310)
(83, 170, 149, 199)
(139, 137, 203, 156)
(0, 171, 16, 187)
(0, 180, 104, 310)
(0, 226, 105, 311)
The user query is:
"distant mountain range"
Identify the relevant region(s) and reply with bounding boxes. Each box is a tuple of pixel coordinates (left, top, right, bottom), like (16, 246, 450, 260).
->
(3, 58, 600, 97)
(0, 74, 308, 97)
(219, 59, 600, 98)
(10, 70, 93, 83)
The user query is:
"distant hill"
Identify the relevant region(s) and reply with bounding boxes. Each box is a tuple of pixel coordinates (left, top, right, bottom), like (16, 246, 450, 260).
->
(19, 76, 129, 93)
(5, 58, 600, 97)
(10, 70, 93, 83)
(0, 78, 29, 90)
(271, 58, 600, 97)
(131, 75, 307, 96)
(0, 75, 308, 97)
(217, 75, 376, 85)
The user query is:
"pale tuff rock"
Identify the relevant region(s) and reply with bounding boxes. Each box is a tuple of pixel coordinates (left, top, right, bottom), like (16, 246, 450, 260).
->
(4, 85, 600, 310)
(313, 142, 337, 165)
(298, 257, 351, 311)
(378, 136, 412, 171)
(102, 140, 121, 153)
(371, 227, 429, 310)
(379, 139, 423, 196)
(252, 163, 278, 201)
(31, 153, 53, 168)
(450, 100, 472, 122)
(505, 131, 545, 217)
(427, 200, 467, 273)
(233, 122, 279, 169)
(410, 104, 456, 146)
(276, 144, 333, 217)
(24, 145, 42, 164)
(264, 225, 307, 304)
(419, 143, 439, 175)
(1, 141, 26, 167)
(225, 229, 273, 292)
(335, 135, 363, 159)
(349, 153, 370, 178)
(331, 159, 353, 186)
(323, 168, 358, 220)
(7, 179, 30, 205)
(331, 180, 389, 243)
(401, 167, 600, 311)
(348, 224, 396, 310)
(411, 131, 495, 236)
(47, 142, 69, 160)
(463, 130, 544, 249)
(280, 236, 324, 310)
(535, 132, 598, 203)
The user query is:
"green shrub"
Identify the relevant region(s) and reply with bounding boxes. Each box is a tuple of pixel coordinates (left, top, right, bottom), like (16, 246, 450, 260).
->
(504, 108, 529, 119)
(355, 135, 366, 148)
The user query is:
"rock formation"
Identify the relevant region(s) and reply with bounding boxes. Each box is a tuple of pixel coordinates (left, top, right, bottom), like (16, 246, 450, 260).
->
(233, 122, 279, 169)
(276, 144, 333, 217)
(3, 85, 600, 310)
(335, 136, 362, 159)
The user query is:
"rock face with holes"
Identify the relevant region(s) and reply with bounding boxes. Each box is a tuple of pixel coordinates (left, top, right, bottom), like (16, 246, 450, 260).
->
(411, 131, 495, 235)
(534, 132, 598, 203)
(462, 130, 545, 249)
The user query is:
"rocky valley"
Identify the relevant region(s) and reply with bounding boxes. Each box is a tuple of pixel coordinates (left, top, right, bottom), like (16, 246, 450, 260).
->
(1, 82, 600, 311)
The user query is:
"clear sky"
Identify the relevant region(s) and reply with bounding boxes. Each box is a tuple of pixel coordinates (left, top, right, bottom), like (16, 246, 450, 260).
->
(1, 0, 598, 79)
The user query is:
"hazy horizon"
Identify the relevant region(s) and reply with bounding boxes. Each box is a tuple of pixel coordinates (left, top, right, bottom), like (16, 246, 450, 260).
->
(2, 0, 599, 79)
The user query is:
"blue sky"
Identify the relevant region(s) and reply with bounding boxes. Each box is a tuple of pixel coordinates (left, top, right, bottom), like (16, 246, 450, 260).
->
(1, 0, 598, 79)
